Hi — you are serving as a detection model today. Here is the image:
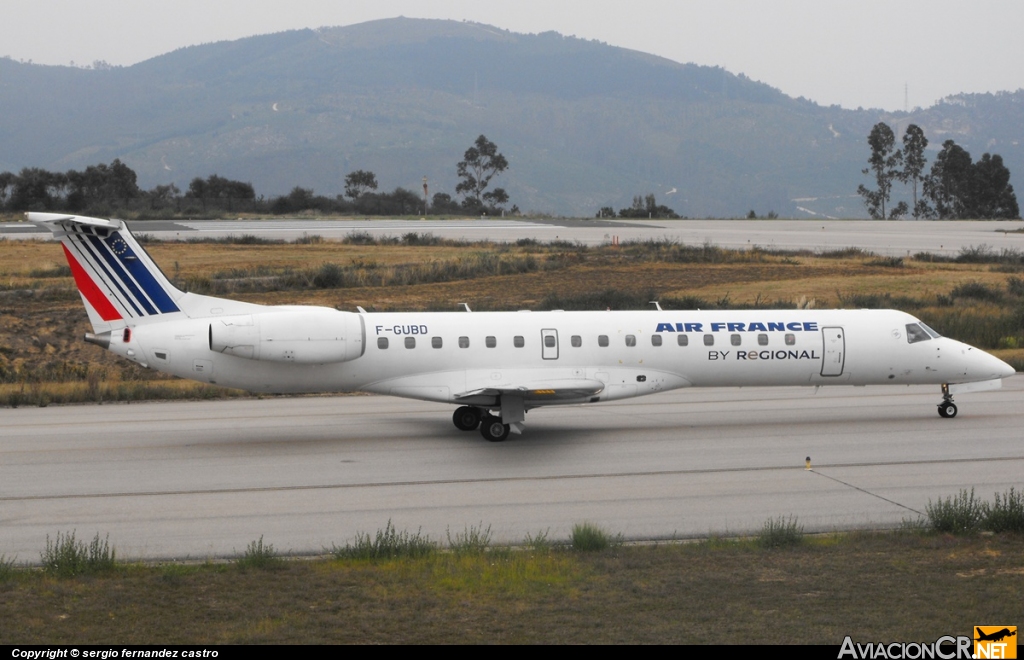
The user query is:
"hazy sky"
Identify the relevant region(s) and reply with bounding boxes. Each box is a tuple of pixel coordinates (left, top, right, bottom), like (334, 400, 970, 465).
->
(4, 0, 1022, 111)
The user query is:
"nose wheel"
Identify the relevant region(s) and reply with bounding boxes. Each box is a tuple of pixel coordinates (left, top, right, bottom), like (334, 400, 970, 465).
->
(937, 384, 957, 418)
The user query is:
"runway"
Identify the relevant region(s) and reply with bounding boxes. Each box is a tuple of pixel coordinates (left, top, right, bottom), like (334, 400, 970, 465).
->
(5, 217, 1024, 256)
(2, 377, 1021, 561)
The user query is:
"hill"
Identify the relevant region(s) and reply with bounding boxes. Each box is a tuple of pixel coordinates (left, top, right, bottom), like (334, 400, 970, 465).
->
(0, 17, 1020, 217)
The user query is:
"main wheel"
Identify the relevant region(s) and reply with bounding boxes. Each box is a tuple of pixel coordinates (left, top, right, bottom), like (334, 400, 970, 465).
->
(453, 406, 482, 431)
(479, 416, 510, 442)
(938, 402, 957, 418)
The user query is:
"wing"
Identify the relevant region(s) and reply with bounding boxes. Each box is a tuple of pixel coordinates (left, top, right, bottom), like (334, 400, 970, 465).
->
(455, 378, 605, 406)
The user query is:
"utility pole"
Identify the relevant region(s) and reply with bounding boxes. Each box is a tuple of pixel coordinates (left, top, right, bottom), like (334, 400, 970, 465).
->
(422, 176, 429, 215)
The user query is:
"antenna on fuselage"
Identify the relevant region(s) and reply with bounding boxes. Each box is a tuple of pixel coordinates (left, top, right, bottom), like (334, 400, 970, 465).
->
(650, 301, 663, 311)
(458, 302, 472, 312)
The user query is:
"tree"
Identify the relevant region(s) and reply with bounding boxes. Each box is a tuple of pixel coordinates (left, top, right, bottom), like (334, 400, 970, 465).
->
(456, 135, 509, 208)
(185, 174, 255, 212)
(972, 153, 1020, 219)
(925, 140, 974, 219)
(344, 170, 378, 199)
(900, 124, 930, 218)
(857, 122, 903, 219)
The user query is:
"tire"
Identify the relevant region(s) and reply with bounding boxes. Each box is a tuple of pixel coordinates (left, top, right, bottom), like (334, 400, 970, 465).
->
(479, 416, 510, 442)
(940, 403, 957, 418)
(453, 406, 481, 431)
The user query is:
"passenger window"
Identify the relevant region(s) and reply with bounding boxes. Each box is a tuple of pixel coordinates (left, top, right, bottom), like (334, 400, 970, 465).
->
(377, 337, 389, 349)
(459, 336, 469, 348)
(785, 334, 795, 346)
(651, 335, 662, 347)
(514, 336, 525, 348)
(486, 336, 496, 348)
(677, 334, 688, 346)
(906, 323, 930, 344)
(571, 335, 582, 347)
(703, 334, 714, 346)
(405, 337, 416, 349)
(598, 335, 609, 347)
(544, 335, 556, 348)
(431, 337, 442, 349)
(625, 335, 636, 347)
(758, 334, 768, 346)
(731, 334, 741, 346)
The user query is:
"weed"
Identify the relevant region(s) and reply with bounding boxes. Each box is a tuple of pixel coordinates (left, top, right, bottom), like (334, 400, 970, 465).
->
(333, 520, 435, 560)
(235, 536, 283, 570)
(294, 233, 325, 244)
(571, 522, 619, 552)
(0, 554, 16, 582)
(41, 531, 116, 577)
(447, 523, 492, 554)
(926, 488, 986, 535)
(523, 529, 553, 552)
(757, 516, 804, 549)
(897, 516, 929, 533)
(983, 487, 1024, 533)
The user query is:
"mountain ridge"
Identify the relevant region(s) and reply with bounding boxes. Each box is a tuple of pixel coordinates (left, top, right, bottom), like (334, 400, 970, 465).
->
(0, 18, 1019, 217)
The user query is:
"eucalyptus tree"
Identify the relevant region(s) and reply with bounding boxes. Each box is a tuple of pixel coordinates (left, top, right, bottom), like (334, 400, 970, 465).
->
(857, 122, 903, 219)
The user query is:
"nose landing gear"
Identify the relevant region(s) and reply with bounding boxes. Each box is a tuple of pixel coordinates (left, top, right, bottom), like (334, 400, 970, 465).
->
(937, 384, 958, 418)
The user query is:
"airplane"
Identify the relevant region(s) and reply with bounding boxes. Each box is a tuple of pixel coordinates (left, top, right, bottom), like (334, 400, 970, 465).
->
(29, 212, 1016, 442)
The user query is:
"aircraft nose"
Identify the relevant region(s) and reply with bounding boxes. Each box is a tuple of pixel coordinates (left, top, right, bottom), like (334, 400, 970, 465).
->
(968, 348, 1016, 380)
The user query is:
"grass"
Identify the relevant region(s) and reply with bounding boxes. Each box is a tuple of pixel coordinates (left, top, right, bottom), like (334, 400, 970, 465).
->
(2, 531, 1023, 643)
(40, 531, 116, 578)
(0, 555, 16, 583)
(331, 520, 436, 560)
(570, 522, 619, 552)
(924, 488, 1009, 535)
(235, 536, 283, 570)
(446, 523, 493, 554)
(984, 488, 1024, 533)
(756, 515, 805, 548)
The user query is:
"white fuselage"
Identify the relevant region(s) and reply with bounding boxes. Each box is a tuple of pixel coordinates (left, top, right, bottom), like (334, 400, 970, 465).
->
(113, 306, 1012, 408)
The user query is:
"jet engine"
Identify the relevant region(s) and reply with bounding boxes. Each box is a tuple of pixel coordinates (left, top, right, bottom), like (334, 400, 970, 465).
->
(209, 308, 364, 364)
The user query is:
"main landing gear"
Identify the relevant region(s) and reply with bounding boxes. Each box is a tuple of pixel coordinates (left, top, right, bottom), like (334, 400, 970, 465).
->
(452, 406, 511, 442)
(937, 384, 958, 418)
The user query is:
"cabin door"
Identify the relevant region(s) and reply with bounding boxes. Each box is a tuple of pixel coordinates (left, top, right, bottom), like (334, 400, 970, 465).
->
(541, 329, 559, 360)
(820, 327, 845, 376)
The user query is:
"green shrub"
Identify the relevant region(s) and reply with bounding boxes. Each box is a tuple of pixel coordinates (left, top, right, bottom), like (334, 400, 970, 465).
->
(983, 488, 1024, 533)
(571, 522, 619, 552)
(41, 531, 116, 577)
(757, 516, 804, 548)
(926, 489, 986, 535)
(332, 520, 435, 560)
(235, 536, 282, 570)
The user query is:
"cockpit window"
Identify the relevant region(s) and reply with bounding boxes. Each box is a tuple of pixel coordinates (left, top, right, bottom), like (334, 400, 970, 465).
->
(906, 323, 931, 344)
(920, 323, 941, 339)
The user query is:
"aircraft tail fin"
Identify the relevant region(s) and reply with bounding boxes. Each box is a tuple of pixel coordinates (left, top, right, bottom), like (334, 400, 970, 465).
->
(28, 213, 186, 333)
